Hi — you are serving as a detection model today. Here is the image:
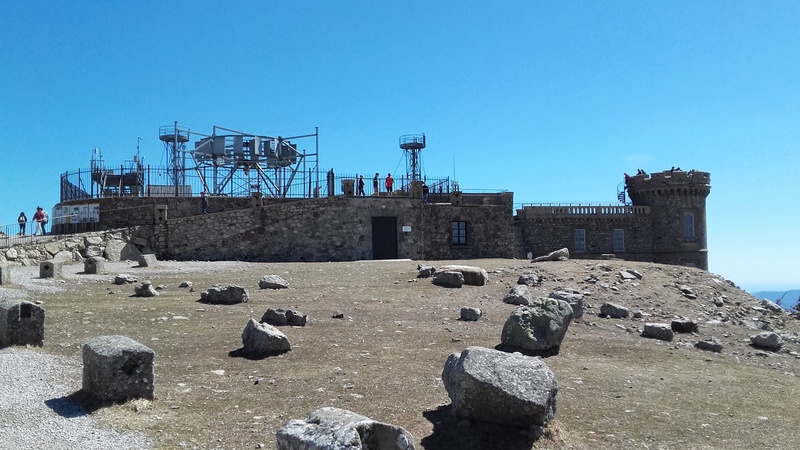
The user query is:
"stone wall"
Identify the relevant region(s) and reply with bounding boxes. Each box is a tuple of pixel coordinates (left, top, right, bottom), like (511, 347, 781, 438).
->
(148, 193, 517, 262)
(0, 228, 144, 266)
(518, 215, 654, 260)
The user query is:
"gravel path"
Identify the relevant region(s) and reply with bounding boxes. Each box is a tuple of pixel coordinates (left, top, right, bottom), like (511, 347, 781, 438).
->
(0, 348, 152, 449)
(1, 263, 153, 449)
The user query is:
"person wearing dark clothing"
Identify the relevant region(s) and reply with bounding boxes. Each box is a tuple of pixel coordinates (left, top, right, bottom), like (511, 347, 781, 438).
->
(422, 181, 429, 204)
(373, 173, 379, 195)
(18, 212, 27, 235)
(357, 175, 366, 196)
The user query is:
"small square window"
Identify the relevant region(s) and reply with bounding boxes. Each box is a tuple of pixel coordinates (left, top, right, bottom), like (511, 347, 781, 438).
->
(452, 221, 467, 245)
(574, 229, 586, 253)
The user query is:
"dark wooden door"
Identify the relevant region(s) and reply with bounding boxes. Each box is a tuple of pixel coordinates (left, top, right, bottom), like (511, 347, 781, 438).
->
(372, 216, 397, 260)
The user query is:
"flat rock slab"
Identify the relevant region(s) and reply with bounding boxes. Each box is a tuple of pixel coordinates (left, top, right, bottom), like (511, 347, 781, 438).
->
(259, 275, 289, 289)
(200, 285, 249, 304)
(437, 265, 488, 286)
(642, 323, 674, 341)
(433, 271, 464, 288)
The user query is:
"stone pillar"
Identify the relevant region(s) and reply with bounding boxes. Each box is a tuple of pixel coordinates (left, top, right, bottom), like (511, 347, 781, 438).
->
(138, 254, 158, 268)
(39, 260, 62, 279)
(84, 256, 107, 274)
(82, 335, 155, 402)
(0, 264, 10, 285)
(0, 300, 45, 347)
(341, 179, 355, 197)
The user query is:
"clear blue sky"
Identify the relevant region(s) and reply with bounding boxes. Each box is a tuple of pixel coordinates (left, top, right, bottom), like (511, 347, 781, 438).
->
(1, 1, 798, 292)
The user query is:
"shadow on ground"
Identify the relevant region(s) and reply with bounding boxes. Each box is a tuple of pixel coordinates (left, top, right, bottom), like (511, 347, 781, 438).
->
(44, 390, 105, 418)
(420, 405, 541, 450)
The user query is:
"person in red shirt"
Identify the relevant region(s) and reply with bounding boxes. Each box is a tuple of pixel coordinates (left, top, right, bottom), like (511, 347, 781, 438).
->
(385, 173, 393, 194)
(33, 207, 47, 236)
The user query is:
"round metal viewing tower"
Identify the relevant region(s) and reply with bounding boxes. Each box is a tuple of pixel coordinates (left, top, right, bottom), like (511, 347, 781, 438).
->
(399, 133, 426, 183)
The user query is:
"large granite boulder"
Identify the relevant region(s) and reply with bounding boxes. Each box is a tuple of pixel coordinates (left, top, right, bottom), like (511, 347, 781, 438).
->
(242, 319, 291, 355)
(750, 331, 783, 350)
(442, 346, 558, 428)
(277, 407, 415, 450)
(437, 265, 488, 286)
(501, 298, 574, 355)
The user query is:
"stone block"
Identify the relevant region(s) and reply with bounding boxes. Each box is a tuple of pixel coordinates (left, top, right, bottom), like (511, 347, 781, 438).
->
(84, 256, 106, 274)
(138, 254, 158, 268)
(0, 264, 11, 285)
(82, 335, 155, 402)
(39, 260, 62, 278)
(0, 300, 45, 347)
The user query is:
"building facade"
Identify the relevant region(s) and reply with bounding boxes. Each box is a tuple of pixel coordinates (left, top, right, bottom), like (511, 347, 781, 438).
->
(53, 169, 711, 269)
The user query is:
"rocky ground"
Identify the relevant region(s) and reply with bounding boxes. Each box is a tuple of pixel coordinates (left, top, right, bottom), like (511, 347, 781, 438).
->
(1, 257, 799, 449)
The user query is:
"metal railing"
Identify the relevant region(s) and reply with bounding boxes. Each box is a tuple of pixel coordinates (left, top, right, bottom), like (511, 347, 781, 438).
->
(60, 165, 456, 201)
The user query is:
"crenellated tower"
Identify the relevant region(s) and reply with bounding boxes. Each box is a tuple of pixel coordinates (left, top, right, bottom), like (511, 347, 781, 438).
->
(626, 169, 711, 269)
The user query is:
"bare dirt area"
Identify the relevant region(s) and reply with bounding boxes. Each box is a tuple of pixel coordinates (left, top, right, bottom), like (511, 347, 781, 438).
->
(2, 257, 799, 449)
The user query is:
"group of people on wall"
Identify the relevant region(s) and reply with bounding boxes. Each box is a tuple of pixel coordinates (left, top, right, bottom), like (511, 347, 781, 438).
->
(16, 206, 48, 236)
(355, 173, 428, 203)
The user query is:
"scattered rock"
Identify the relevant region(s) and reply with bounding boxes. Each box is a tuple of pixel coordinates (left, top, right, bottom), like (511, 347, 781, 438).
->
(517, 272, 541, 286)
(241, 318, 291, 356)
(114, 274, 137, 285)
(760, 299, 783, 313)
(134, 281, 159, 297)
(679, 285, 697, 299)
(437, 265, 488, 286)
(532, 247, 569, 262)
(442, 346, 558, 428)
(695, 337, 723, 353)
(671, 319, 699, 333)
(433, 271, 464, 288)
(261, 308, 307, 326)
(258, 275, 289, 290)
(503, 285, 532, 306)
(460, 306, 482, 321)
(642, 323, 674, 341)
(179, 281, 192, 288)
(200, 285, 249, 304)
(417, 264, 436, 278)
(500, 298, 574, 355)
(750, 331, 783, 351)
(548, 289, 583, 319)
(599, 302, 629, 319)
(276, 407, 415, 450)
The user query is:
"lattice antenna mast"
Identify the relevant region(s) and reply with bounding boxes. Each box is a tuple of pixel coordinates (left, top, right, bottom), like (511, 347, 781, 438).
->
(399, 134, 426, 183)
